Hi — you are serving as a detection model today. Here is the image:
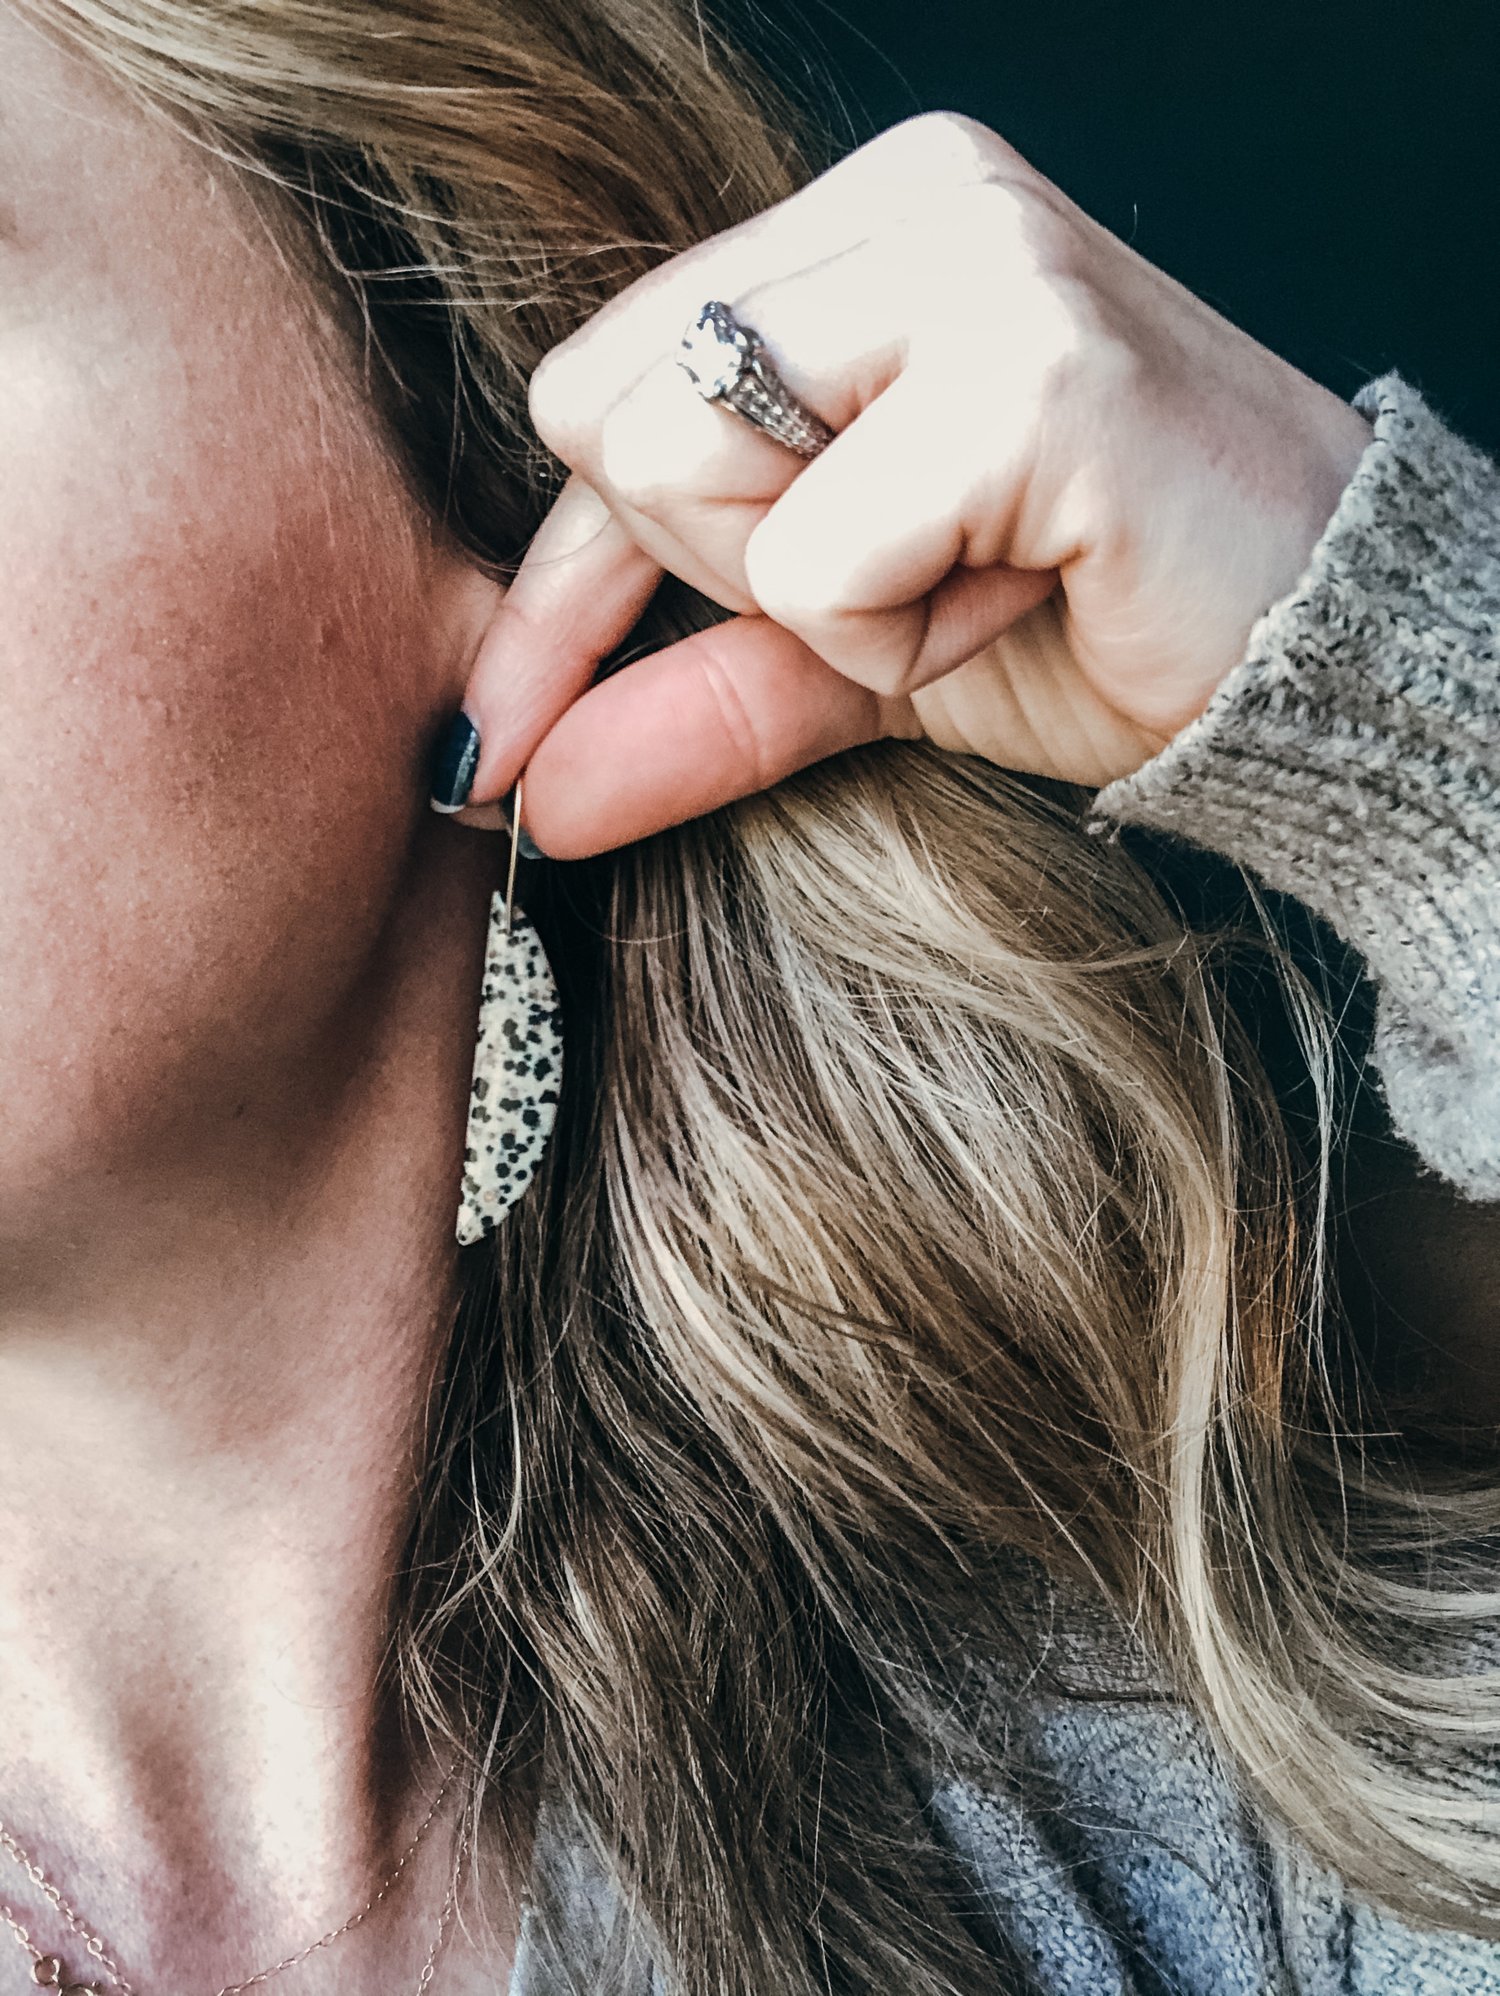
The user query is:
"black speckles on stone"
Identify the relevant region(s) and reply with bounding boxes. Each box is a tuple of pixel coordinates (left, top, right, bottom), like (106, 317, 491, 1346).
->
(455, 899, 565, 1247)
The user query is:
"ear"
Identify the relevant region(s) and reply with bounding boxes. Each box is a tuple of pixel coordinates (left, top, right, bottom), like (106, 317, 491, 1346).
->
(425, 555, 515, 831)
(434, 555, 508, 705)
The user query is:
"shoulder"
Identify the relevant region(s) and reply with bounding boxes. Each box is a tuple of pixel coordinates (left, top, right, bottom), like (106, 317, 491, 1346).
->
(911, 1561, 1289, 1993)
(914, 1558, 1500, 1995)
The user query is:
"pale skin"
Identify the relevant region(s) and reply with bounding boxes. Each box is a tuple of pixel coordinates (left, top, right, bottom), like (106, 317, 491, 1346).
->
(449, 109, 1379, 847)
(447, 113, 1499, 1416)
(0, 15, 515, 1993)
(0, 8, 1492, 1996)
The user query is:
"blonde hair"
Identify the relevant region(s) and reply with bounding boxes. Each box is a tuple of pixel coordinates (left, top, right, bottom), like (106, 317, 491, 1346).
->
(23, 0, 1500, 1982)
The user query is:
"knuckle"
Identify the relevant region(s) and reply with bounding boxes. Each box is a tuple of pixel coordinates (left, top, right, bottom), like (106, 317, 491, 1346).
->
(1017, 268, 1142, 408)
(879, 108, 1019, 185)
(928, 175, 1073, 282)
(743, 531, 911, 701)
(926, 174, 1032, 257)
(870, 664, 915, 701)
(527, 345, 588, 454)
(748, 512, 863, 633)
(915, 186, 1120, 396)
(741, 516, 813, 624)
(595, 389, 687, 519)
(697, 640, 775, 795)
(840, 642, 914, 703)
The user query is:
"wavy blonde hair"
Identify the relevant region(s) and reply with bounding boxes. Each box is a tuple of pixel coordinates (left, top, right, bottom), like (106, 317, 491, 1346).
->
(21, 0, 1500, 1984)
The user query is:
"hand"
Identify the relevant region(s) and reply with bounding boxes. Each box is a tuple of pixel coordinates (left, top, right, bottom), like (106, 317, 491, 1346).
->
(450, 110, 1375, 858)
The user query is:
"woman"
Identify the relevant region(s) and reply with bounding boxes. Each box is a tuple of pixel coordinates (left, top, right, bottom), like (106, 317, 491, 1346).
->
(0, 0, 1495, 1991)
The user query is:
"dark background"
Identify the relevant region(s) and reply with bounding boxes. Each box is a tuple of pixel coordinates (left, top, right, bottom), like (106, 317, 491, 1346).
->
(735, 0, 1499, 451)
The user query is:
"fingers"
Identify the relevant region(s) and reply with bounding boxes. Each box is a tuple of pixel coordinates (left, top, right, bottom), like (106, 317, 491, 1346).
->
(454, 239, 914, 812)
(521, 186, 1041, 654)
(515, 199, 1056, 683)
(741, 362, 1061, 695)
(448, 113, 1064, 838)
(525, 112, 1021, 428)
(459, 474, 663, 804)
(529, 233, 916, 646)
(515, 614, 915, 858)
(454, 355, 1056, 832)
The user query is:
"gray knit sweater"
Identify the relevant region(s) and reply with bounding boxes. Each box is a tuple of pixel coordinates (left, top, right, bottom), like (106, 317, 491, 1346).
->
(508, 370, 1500, 1994)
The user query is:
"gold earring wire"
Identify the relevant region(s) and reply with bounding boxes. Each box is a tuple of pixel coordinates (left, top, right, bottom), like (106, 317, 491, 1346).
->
(501, 774, 523, 939)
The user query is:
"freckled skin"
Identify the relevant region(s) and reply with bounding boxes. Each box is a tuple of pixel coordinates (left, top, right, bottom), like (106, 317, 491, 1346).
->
(0, 18, 524, 1986)
(0, 14, 489, 1261)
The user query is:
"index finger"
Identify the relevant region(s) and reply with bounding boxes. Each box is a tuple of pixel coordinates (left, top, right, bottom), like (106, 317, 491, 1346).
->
(461, 472, 664, 804)
(525, 111, 1024, 441)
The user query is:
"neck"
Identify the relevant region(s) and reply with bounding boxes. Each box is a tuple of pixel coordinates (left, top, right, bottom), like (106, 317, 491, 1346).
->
(0, 820, 511, 1990)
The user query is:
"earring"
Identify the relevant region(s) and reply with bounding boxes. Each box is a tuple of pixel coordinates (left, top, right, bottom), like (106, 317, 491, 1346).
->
(456, 776, 563, 1246)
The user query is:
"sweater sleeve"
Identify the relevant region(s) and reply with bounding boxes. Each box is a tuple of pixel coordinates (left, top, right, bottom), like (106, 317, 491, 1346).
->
(1092, 369, 1500, 1200)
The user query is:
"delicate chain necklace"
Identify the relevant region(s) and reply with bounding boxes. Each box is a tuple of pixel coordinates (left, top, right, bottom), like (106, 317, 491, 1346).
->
(0, 1760, 464, 1996)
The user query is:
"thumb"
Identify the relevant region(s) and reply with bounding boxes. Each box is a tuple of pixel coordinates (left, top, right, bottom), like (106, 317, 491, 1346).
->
(518, 612, 916, 859)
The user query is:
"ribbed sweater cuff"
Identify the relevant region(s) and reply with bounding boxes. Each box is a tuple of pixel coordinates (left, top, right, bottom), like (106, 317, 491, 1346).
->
(1093, 371, 1500, 1198)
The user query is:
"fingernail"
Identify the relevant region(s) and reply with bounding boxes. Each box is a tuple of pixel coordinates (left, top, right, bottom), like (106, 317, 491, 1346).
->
(428, 710, 480, 813)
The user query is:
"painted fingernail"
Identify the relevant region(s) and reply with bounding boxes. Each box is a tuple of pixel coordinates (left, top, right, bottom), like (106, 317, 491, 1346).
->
(428, 711, 480, 813)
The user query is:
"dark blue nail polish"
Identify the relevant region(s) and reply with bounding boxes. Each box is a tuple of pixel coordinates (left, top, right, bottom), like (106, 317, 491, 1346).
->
(429, 711, 480, 813)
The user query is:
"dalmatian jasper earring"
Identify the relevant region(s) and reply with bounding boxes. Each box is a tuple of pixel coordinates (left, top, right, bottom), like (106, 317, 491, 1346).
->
(455, 774, 563, 1245)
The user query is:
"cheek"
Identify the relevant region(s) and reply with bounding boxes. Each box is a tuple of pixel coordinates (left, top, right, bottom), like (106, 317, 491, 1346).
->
(0, 331, 445, 1203)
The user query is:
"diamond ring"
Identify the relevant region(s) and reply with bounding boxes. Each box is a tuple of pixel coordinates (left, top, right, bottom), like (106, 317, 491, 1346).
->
(676, 299, 836, 460)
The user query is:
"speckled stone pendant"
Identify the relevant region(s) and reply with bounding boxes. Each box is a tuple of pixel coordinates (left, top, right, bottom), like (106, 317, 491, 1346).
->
(456, 892, 563, 1246)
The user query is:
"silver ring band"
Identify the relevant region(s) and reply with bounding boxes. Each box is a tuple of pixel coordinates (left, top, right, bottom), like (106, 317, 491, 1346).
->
(676, 299, 836, 460)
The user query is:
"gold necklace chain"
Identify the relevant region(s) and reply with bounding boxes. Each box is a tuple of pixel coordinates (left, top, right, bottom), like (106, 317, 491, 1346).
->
(0, 1854, 462, 1996)
(0, 1759, 463, 1996)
